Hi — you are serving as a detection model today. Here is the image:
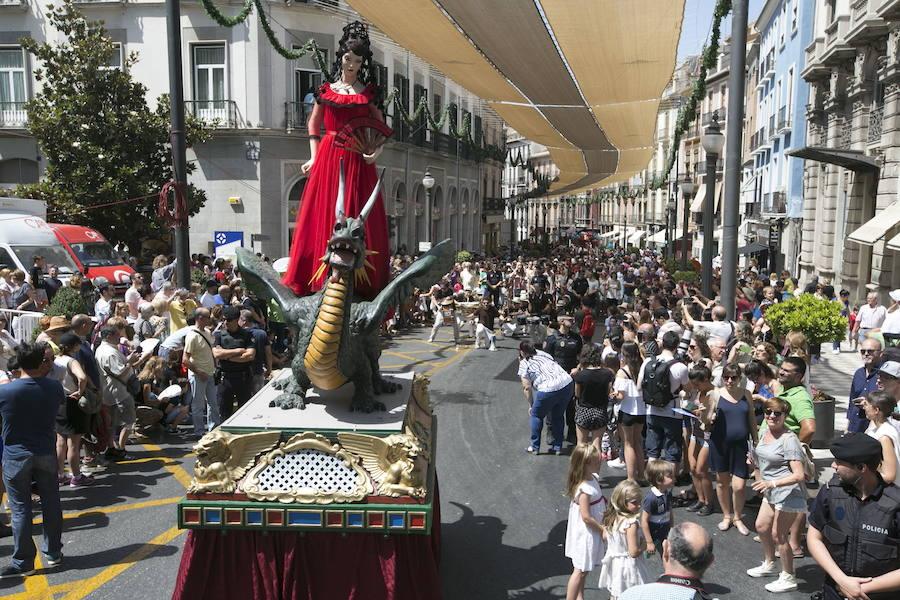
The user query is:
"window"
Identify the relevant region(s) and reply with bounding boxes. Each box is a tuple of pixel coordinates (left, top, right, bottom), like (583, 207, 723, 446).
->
(0, 47, 27, 110)
(393, 73, 409, 140)
(786, 68, 793, 108)
(413, 84, 427, 144)
(103, 43, 123, 70)
(791, 0, 798, 32)
(192, 44, 226, 114)
(292, 46, 327, 129)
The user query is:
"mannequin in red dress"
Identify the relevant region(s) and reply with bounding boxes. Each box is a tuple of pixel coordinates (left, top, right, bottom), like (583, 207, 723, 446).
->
(283, 22, 390, 299)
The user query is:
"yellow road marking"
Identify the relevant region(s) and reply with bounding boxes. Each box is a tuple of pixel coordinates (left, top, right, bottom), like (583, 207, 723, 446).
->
(424, 344, 472, 376)
(34, 496, 182, 525)
(141, 443, 193, 489)
(22, 553, 50, 599)
(114, 456, 182, 467)
(55, 526, 185, 600)
(382, 350, 421, 361)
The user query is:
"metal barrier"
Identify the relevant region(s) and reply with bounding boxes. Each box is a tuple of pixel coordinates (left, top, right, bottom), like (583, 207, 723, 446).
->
(1, 308, 45, 343)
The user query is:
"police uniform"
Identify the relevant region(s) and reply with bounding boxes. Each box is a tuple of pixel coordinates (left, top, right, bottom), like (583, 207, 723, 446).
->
(544, 322, 582, 444)
(808, 433, 900, 600)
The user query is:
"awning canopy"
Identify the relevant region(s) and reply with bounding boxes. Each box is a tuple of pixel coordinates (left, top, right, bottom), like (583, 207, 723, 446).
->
(738, 241, 769, 254)
(886, 231, 900, 252)
(847, 202, 900, 246)
(348, 0, 685, 193)
(785, 147, 880, 172)
(690, 182, 723, 213)
(647, 228, 684, 244)
(598, 228, 620, 239)
(628, 230, 646, 244)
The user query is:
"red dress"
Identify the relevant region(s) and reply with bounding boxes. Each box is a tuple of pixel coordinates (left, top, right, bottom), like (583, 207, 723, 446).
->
(283, 83, 390, 299)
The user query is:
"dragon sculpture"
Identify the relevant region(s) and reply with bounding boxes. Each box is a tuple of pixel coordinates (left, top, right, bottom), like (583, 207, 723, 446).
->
(236, 161, 453, 413)
(187, 429, 281, 494)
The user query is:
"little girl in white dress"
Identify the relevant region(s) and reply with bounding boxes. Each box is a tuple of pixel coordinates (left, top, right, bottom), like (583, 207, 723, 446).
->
(564, 444, 606, 600)
(598, 479, 648, 600)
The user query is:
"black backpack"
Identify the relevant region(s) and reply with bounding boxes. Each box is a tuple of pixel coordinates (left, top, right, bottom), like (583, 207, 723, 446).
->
(642, 358, 676, 408)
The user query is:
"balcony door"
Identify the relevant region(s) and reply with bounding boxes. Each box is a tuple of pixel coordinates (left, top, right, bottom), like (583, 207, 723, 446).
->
(193, 44, 226, 122)
(0, 47, 27, 127)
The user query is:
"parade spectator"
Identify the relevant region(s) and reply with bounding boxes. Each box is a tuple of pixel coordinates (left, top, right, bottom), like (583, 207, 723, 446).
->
(614, 341, 646, 482)
(685, 365, 715, 516)
(239, 309, 271, 394)
(0, 314, 18, 370)
(94, 283, 114, 324)
(44, 265, 62, 304)
(863, 391, 900, 484)
(168, 288, 196, 332)
(199, 280, 220, 309)
(571, 345, 614, 452)
(682, 303, 734, 343)
(877, 360, 900, 400)
(213, 306, 256, 421)
(518, 341, 574, 455)
(133, 304, 155, 343)
(619, 523, 715, 600)
(598, 479, 648, 598)
(185, 308, 218, 435)
(638, 331, 690, 468)
(124, 273, 143, 321)
(214, 285, 233, 306)
(807, 433, 900, 600)
(54, 333, 93, 487)
(564, 443, 606, 600)
(545, 314, 583, 444)
(747, 397, 807, 592)
(10, 270, 37, 311)
(880, 289, 900, 347)
(853, 292, 887, 345)
(640, 460, 675, 557)
(95, 325, 140, 459)
(0, 342, 64, 578)
(704, 363, 757, 536)
(150, 255, 175, 293)
(848, 337, 883, 433)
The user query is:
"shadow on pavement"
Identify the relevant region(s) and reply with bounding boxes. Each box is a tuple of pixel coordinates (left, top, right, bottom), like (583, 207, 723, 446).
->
(441, 502, 569, 598)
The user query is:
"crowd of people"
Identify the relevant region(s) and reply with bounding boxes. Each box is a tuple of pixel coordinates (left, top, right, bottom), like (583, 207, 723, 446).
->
(1, 240, 900, 598)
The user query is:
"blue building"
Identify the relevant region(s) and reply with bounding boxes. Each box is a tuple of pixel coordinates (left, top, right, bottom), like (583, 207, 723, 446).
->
(750, 0, 815, 274)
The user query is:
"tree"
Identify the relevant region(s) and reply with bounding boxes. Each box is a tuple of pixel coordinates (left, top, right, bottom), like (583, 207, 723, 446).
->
(15, 1, 210, 255)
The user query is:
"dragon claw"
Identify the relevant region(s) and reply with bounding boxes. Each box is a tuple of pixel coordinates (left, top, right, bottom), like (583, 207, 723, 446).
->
(269, 393, 307, 410)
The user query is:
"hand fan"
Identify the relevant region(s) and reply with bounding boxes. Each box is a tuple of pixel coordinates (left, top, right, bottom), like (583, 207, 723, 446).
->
(334, 117, 394, 155)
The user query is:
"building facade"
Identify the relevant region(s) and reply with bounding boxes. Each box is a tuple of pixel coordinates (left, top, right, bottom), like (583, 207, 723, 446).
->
(796, 0, 900, 299)
(0, 0, 503, 259)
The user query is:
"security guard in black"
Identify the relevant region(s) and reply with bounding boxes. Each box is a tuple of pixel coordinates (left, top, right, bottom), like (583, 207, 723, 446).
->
(807, 433, 900, 600)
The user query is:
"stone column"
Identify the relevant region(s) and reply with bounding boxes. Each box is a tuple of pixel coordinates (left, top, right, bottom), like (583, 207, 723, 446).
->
(799, 83, 826, 283)
(816, 68, 851, 281)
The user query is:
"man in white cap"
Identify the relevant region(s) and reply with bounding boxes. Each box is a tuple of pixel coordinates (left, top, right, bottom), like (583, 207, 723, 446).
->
(877, 361, 900, 401)
(854, 292, 887, 344)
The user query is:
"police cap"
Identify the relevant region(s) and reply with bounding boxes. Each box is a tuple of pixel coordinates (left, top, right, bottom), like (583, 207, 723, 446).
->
(830, 432, 883, 466)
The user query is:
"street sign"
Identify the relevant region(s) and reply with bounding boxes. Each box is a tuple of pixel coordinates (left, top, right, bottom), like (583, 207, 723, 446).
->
(418, 241, 432, 252)
(214, 231, 244, 258)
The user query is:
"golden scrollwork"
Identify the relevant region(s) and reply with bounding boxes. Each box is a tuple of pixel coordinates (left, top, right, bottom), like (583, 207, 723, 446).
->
(188, 429, 281, 494)
(242, 432, 373, 504)
(337, 431, 427, 499)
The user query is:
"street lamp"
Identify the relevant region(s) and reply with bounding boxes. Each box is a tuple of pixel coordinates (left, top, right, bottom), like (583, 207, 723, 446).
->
(700, 111, 725, 298)
(678, 178, 696, 271)
(422, 169, 435, 246)
(666, 198, 676, 261)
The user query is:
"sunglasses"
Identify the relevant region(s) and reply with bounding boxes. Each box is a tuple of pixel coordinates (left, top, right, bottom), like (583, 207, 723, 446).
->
(722, 375, 739, 382)
(764, 409, 784, 418)
(860, 349, 878, 355)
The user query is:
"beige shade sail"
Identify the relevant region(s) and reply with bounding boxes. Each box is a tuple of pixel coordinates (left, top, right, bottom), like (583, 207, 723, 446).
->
(348, 0, 685, 194)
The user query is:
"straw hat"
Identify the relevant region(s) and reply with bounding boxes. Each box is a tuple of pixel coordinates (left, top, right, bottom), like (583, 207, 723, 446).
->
(45, 316, 72, 333)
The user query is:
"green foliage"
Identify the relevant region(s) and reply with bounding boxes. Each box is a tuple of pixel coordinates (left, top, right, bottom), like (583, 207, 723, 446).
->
(673, 270, 699, 283)
(191, 268, 208, 286)
(764, 294, 847, 346)
(45, 286, 87, 319)
(16, 1, 211, 253)
(455, 250, 474, 264)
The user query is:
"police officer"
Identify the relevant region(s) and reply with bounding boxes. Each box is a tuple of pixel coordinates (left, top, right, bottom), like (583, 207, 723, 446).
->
(544, 314, 583, 445)
(527, 281, 554, 346)
(807, 432, 900, 600)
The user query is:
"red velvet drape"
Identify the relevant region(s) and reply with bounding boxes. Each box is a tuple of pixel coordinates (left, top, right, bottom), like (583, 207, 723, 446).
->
(172, 491, 441, 600)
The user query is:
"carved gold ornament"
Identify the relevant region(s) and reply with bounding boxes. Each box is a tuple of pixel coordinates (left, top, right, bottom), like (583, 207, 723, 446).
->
(188, 430, 281, 494)
(338, 432, 427, 499)
(242, 432, 373, 504)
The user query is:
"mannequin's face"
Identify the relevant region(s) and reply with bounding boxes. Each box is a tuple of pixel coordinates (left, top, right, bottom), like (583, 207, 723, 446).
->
(341, 50, 363, 81)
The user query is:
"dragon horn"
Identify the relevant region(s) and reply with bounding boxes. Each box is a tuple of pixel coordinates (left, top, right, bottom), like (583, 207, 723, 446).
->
(335, 158, 346, 220)
(359, 168, 385, 222)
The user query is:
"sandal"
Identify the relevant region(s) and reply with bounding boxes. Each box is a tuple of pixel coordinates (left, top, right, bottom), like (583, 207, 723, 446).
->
(735, 519, 751, 536)
(717, 517, 733, 531)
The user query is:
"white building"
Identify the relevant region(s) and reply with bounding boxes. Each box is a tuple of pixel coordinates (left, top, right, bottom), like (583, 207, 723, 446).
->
(0, 0, 504, 258)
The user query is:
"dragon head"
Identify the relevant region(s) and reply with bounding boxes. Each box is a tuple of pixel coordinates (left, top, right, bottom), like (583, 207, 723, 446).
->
(323, 159, 384, 279)
(193, 430, 233, 467)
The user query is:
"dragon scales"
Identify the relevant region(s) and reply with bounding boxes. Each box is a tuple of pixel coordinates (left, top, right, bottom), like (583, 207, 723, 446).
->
(236, 160, 453, 412)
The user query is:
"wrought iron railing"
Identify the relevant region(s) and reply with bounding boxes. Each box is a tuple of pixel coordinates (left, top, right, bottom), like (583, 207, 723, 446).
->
(777, 106, 791, 130)
(284, 101, 311, 132)
(868, 104, 884, 144)
(185, 100, 239, 128)
(0, 101, 27, 127)
(838, 118, 852, 150)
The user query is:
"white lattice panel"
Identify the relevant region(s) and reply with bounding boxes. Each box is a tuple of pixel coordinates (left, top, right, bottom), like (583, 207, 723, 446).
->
(255, 449, 359, 492)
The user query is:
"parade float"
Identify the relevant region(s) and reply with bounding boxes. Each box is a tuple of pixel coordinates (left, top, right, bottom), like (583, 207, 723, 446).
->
(172, 21, 451, 599)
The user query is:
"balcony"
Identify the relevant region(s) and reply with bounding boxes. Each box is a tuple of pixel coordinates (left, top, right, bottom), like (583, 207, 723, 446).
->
(0, 101, 27, 128)
(762, 191, 787, 216)
(482, 197, 505, 216)
(284, 101, 311, 133)
(802, 37, 829, 80)
(768, 114, 776, 138)
(868, 103, 885, 144)
(694, 160, 724, 175)
(848, 0, 888, 44)
(877, 0, 900, 21)
(777, 106, 791, 133)
(701, 110, 726, 127)
(821, 15, 855, 65)
(185, 100, 239, 128)
(751, 127, 769, 154)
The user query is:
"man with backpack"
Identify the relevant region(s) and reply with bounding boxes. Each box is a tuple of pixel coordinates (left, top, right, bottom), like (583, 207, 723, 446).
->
(639, 331, 690, 467)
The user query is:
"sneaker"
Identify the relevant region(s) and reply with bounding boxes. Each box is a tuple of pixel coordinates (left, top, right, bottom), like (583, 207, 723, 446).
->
(57, 473, 69, 485)
(686, 500, 704, 512)
(526, 446, 539, 455)
(832, 348, 841, 355)
(44, 554, 63, 567)
(489, 345, 497, 352)
(747, 560, 778, 578)
(550, 447, 563, 455)
(765, 572, 798, 593)
(69, 474, 95, 488)
(607, 457, 626, 469)
(0, 564, 35, 579)
(697, 504, 714, 517)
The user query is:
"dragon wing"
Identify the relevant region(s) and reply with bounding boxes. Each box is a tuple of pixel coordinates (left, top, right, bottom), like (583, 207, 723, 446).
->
(224, 430, 282, 481)
(235, 248, 297, 316)
(337, 432, 390, 486)
(353, 239, 455, 333)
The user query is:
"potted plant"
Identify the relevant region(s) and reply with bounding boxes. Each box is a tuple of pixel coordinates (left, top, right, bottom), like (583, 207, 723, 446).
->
(764, 294, 847, 447)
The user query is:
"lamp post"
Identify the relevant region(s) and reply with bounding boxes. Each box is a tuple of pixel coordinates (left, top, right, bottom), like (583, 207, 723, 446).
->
(666, 198, 676, 261)
(621, 197, 627, 250)
(422, 169, 435, 247)
(700, 112, 725, 298)
(541, 201, 549, 250)
(679, 178, 696, 271)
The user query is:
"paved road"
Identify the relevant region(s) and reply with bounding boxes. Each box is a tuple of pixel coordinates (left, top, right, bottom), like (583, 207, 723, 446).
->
(1, 324, 853, 599)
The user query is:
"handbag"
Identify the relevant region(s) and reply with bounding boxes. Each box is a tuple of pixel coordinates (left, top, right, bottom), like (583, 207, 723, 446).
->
(78, 382, 103, 414)
(104, 365, 141, 398)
